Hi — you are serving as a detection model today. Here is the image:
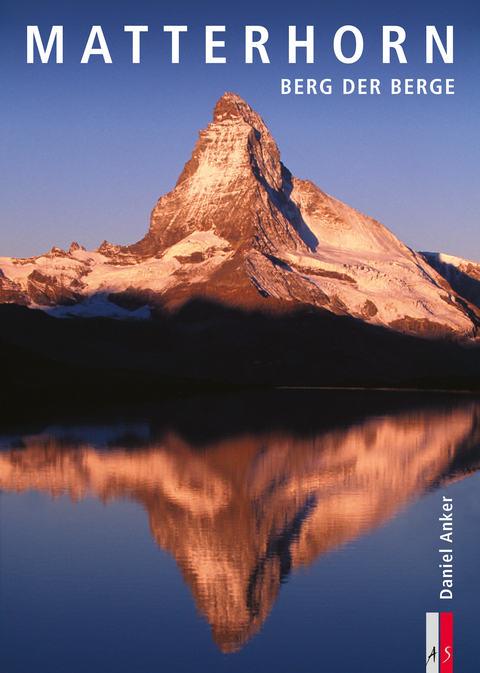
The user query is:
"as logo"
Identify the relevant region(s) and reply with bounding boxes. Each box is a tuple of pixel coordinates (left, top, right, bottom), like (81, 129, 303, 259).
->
(426, 613, 453, 671)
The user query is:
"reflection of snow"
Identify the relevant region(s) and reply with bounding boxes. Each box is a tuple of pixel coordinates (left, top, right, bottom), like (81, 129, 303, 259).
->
(0, 398, 479, 651)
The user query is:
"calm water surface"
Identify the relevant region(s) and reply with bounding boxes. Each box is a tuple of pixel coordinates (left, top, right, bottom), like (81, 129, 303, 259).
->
(1, 390, 479, 672)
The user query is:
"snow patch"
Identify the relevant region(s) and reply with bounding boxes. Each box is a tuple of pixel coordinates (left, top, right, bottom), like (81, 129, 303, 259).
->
(43, 295, 152, 320)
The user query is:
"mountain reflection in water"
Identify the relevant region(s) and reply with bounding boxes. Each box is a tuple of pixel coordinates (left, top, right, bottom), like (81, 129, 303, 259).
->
(1, 391, 480, 653)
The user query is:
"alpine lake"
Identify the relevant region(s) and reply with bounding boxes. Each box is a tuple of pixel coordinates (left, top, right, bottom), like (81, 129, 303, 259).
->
(1, 388, 479, 672)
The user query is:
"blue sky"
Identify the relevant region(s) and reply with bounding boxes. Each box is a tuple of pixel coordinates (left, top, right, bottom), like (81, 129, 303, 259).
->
(1, 0, 479, 261)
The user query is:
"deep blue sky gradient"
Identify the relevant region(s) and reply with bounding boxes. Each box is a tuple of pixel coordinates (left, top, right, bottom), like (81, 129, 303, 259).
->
(1, 0, 479, 260)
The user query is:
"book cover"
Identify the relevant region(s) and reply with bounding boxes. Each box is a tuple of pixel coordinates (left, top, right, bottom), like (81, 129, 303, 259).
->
(0, 1, 479, 672)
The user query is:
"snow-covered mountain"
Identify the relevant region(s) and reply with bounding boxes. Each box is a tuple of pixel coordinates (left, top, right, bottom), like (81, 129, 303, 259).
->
(1, 92, 479, 339)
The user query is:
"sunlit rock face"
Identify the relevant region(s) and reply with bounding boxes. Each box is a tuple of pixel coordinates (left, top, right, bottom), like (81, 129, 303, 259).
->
(1, 93, 479, 335)
(1, 398, 480, 651)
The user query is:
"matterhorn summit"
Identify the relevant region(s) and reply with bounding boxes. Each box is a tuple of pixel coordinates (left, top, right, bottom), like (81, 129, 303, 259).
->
(1, 92, 480, 339)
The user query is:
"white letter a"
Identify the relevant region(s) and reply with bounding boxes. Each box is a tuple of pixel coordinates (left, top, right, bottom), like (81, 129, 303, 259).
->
(81, 26, 112, 63)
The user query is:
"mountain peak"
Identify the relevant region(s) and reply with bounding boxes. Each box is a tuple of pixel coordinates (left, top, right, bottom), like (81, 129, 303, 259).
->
(131, 90, 291, 263)
(172, 90, 280, 190)
(213, 92, 265, 127)
(1, 93, 480, 340)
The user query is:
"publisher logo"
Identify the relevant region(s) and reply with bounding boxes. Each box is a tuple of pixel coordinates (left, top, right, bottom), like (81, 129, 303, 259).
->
(426, 612, 453, 671)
